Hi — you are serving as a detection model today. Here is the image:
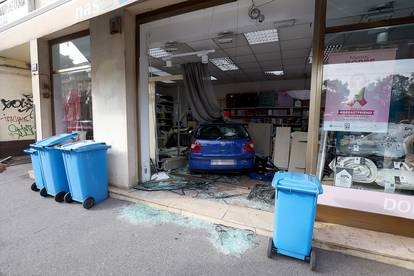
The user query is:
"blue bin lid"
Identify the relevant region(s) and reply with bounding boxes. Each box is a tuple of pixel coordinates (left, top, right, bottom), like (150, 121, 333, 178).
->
(60, 140, 111, 152)
(272, 171, 323, 195)
(32, 133, 79, 148)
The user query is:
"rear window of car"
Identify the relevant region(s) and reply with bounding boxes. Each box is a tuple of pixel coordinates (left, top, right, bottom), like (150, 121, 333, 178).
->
(194, 125, 249, 140)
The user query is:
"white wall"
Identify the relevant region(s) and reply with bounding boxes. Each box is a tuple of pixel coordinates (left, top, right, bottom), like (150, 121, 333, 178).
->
(90, 10, 138, 189)
(0, 65, 34, 141)
(30, 38, 53, 140)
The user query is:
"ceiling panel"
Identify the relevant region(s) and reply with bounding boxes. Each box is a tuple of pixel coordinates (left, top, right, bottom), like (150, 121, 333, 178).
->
(255, 52, 281, 62)
(278, 23, 313, 41)
(247, 72, 265, 81)
(212, 34, 248, 49)
(280, 38, 312, 50)
(260, 60, 282, 67)
(283, 57, 307, 65)
(223, 46, 252, 56)
(284, 64, 306, 74)
(231, 54, 257, 64)
(208, 49, 228, 58)
(281, 48, 308, 59)
(249, 42, 280, 54)
(187, 39, 219, 51)
(262, 64, 284, 71)
(238, 62, 261, 70)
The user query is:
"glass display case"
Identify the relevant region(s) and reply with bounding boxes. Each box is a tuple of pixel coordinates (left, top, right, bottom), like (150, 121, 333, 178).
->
(319, 23, 414, 197)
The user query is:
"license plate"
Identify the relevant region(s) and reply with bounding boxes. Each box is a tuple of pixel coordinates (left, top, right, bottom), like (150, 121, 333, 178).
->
(211, 159, 235, 165)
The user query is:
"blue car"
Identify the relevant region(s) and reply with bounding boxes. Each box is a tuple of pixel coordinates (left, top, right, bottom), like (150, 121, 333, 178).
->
(188, 123, 255, 172)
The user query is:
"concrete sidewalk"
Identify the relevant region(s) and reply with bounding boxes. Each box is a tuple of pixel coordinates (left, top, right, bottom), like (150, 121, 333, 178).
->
(0, 164, 412, 276)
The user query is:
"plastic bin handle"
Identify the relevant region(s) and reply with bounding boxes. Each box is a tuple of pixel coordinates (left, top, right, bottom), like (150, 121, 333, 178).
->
(24, 148, 36, 154)
(276, 185, 320, 195)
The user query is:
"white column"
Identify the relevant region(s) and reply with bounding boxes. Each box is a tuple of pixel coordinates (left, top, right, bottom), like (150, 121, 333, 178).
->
(90, 10, 138, 189)
(30, 38, 53, 140)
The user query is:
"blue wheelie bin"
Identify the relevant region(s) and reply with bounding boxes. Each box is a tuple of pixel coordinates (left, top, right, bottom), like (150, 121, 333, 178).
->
(267, 172, 323, 271)
(24, 148, 45, 192)
(60, 141, 111, 209)
(31, 133, 79, 202)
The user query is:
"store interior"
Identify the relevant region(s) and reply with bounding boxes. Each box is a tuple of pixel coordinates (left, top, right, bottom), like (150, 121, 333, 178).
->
(137, 0, 414, 210)
(138, 0, 315, 209)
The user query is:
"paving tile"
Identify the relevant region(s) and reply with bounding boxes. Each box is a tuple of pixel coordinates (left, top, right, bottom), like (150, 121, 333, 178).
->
(314, 222, 414, 261)
(223, 205, 274, 231)
(169, 197, 229, 219)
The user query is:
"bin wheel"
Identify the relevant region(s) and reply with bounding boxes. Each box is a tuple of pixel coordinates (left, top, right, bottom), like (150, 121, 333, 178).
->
(64, 192, 73, 203)
(309, 249, 317, 271)
(55, 192, 66, 203)
(40, 187, 48, 197)
(83, 197, 95, 209)
(31, 182, 39, 192)
(267, 237, 275, 258)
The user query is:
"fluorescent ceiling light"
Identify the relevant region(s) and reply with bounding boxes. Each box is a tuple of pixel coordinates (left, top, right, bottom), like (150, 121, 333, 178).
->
(265, 70, 284, 76)
(210, 76, 217, 81)
(148, 66, 175, 84)
(210, 57, 239, 71)
(59, 42, 88, 65)
(149, 48, 171, 58)
(244, 29, 279, 45)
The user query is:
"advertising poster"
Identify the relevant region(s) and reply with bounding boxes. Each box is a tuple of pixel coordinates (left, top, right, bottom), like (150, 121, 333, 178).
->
(323, 49, 397, 133)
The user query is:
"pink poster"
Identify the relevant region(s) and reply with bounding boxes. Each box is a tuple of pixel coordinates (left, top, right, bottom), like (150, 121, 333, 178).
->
(323, 49, 397, 133)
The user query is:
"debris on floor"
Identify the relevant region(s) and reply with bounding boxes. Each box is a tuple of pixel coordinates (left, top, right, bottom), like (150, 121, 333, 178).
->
(171, 165, 242, 185)
(135, 175, 209, 195)
(150, 171, 170, 181)
(134, 169, 274, 211)
(247, 183, 275, 205)
(248, 171, 275, 182)
(118, 203, 257, 257)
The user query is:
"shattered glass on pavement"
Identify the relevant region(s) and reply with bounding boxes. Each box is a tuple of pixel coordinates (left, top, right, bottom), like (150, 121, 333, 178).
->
(134, 169, 275, 212)
(118, 203, 257, 257)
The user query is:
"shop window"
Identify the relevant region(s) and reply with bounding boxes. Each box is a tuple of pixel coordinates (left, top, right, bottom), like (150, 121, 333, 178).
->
(319, 23, 414, 196)
(326, 1, 414, 28)
(51, 35, 93, 139)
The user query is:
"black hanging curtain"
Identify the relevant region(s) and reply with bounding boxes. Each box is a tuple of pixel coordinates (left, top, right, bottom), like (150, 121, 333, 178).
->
(181, 62, 222, 122)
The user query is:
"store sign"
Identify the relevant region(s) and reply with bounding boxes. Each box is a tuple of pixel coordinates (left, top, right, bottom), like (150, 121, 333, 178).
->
(0, 0, 32, 27)
(323, 49, 397, 133)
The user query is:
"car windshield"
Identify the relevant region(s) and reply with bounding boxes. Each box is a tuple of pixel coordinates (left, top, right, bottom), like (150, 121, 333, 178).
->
(194, 125, 249, 140)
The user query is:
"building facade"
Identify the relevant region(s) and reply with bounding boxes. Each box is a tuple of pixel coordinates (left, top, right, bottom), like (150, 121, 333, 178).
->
(0, 0, 413, 237)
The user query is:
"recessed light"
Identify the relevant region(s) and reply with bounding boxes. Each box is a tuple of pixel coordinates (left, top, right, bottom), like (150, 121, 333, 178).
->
(210, 76, 217, 80)
(149, 48, 171, 58)
(148, 66, 175, 83)
(244, 29, 279, 45)
(265, 70, 284, 76)
(210, 57, 239, 71)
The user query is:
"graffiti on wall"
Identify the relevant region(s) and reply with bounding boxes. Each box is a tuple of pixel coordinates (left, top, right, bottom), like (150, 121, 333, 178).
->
(0, 93, 35, 140)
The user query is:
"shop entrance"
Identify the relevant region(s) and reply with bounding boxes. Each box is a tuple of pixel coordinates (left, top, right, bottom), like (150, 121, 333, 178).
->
(137, 0, 315, 211)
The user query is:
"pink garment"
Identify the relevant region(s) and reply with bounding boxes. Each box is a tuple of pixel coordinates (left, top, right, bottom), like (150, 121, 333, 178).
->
(64, 90, 81, 132)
